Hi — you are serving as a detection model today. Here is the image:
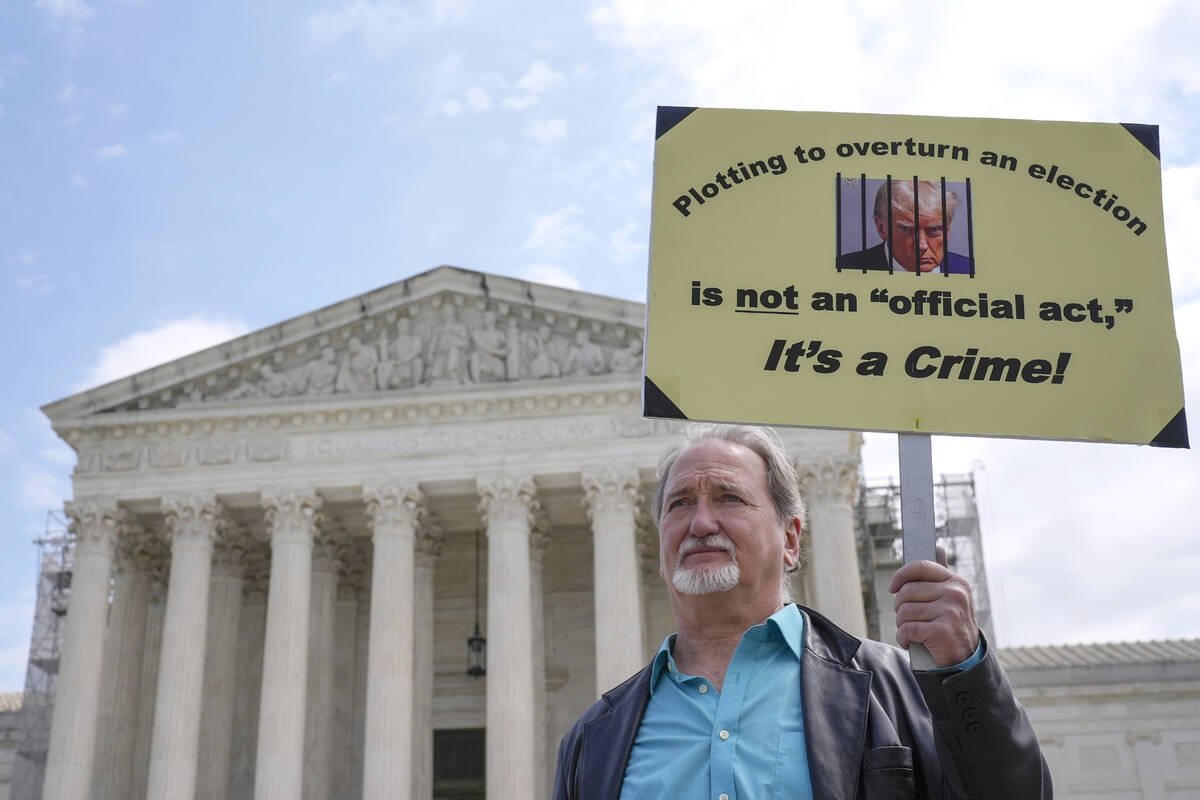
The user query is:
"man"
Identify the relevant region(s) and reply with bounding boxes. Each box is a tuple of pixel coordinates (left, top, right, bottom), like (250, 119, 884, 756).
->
(554, 424, 1050, 799)
(838, 180, 973, 274)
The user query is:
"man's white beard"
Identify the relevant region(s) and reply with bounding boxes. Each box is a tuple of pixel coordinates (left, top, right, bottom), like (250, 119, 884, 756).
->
(672, 535, 739, 595)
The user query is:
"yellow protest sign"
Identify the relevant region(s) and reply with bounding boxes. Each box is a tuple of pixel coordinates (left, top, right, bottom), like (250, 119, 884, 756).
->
(644, 107, 1188, 447)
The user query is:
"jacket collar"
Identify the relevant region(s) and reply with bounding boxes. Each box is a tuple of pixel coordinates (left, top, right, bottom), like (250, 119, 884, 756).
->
(799, 605, 873, 800)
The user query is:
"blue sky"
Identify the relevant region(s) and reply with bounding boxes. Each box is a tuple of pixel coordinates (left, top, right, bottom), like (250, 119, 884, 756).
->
(1, 0, 1198, 690)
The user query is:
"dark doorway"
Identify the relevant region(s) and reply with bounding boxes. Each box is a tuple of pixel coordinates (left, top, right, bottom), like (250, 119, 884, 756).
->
(433, 728, 485, 800)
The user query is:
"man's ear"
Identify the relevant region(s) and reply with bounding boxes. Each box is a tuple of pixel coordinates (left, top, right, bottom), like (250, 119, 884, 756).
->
(783, 517, 802, 570)
(873, 214, 890, 243)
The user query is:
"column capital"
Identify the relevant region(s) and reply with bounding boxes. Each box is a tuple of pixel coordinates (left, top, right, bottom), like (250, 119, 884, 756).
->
(363, 484, 425, 537)
(64, 496, 121, 553)
(313, 525, 342, 574)
(581, 466, 641, 521)
(530, 512, 551, 564)
(212, 523, 248, 578)
(415, 523, 444, 561)
(242, 543, 273, 599)
(336, 541, 369, 598)
(796, 456, 859, 507)
(476, 474, 539, 530)
(262, 489, 324, 544)
(161, 495, 226, 548)
(113, 509, 155, 576)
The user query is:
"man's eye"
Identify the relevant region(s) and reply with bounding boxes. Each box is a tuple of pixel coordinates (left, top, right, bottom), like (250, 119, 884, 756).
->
(720, 494, 743, 503)
(924, 226, 944, 237)
(668, 498, 690, 509)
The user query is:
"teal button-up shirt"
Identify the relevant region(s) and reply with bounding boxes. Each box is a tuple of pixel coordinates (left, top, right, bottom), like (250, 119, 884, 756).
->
(619, 605, 812, 800)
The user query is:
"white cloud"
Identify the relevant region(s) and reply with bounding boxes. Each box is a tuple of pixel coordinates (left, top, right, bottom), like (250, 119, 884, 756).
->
(308, 1, 419, 57)
(439, 98, 464, 116)
(465, 86, 490, 111)
(432, 0, 466, 24)
(108, 102, 127, 116)
(522, 204, 593, 259)
(15, 249, 37, 265)
(72, 172, 87, 188)
(521, 263, 582, 291)
(56, 83, 75, 103)
(529, 118, 567, 145)
(148, 129, 181, 143)
(608, 221, 644, 264)
(63, 113, 80, 127)
(37, 0, 94, 24)
(503, 60, 564, 110)
(96, 143, 127, 160)
(1163, 164, 1200, 303)
(17, 463, 70, 512)
(74, 315, 251, 391)
(14, 274, 52, 293)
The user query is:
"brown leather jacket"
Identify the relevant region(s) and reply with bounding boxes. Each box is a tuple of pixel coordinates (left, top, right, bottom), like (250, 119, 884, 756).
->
(553, 605, 1051, 800)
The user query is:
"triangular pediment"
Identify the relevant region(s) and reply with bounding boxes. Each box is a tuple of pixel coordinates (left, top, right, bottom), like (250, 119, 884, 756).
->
(43, 266, 645, 422)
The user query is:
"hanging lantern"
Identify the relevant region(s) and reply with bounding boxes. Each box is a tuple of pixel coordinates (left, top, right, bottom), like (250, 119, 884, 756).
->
(467, 530, 486, 677)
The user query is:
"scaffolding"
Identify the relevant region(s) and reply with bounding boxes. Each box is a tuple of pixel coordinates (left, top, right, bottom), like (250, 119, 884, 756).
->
(858, 473, 995, 647)
(10, 511, 73, 800)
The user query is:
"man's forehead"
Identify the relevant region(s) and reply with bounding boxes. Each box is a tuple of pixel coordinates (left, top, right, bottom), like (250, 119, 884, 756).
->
(665, 439, 766, 489)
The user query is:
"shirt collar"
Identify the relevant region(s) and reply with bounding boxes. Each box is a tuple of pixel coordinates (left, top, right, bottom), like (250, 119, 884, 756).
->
(647, 604, 806, 695)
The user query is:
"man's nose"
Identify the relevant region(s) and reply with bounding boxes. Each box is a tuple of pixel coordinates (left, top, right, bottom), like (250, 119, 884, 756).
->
(687, 498, 720, 535)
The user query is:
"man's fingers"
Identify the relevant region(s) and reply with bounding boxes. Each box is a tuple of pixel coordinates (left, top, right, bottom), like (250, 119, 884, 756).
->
(936, 545, 948, 568)
(888, 559, 953, 594)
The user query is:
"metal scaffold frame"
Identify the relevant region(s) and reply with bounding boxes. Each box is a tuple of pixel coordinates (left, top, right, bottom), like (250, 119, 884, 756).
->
(10, 511, 73, 800)
(857, 472, 995, 647)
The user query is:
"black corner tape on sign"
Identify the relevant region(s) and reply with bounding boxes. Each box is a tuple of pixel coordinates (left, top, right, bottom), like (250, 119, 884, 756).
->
(656, 106, 698, 140)
(1150, 408, 1189, 449)
(644, 377, 688, 420)
(1120, 123, 1161, 160)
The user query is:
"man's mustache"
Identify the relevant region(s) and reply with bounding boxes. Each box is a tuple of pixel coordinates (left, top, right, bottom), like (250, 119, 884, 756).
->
(677, 534, 736, 562)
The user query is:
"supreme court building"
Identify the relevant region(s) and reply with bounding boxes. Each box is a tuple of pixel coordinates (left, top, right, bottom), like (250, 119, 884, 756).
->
(36, 266, 867, 800)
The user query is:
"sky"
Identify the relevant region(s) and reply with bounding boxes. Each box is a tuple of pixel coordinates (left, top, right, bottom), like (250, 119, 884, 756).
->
(1, 0, 1198, 691)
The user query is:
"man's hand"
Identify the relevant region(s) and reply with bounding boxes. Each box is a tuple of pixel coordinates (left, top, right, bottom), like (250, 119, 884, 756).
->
(888, 547, 979, 668)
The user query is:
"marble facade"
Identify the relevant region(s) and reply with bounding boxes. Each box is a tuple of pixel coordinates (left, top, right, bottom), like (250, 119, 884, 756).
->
(38, 266, 866, 800)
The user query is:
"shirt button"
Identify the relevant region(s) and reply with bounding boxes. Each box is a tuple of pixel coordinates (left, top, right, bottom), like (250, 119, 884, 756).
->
(719, 794, 729, 800)
(719, 730, 730, 740)
(699, 684, 708, 694)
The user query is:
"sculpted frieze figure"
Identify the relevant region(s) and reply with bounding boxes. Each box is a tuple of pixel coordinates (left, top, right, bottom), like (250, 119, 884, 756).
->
(564, 331, 607, 376)
(468, 311, 509, 383)
(608, 338, 643, 373)
(225, 364, 295, 401)
(428, 305, 470, 383)
(377, 317, 425, 389)
(521, 324, 562, 380)
(336, 337, 380, 393)
(302, 347, 339, 395)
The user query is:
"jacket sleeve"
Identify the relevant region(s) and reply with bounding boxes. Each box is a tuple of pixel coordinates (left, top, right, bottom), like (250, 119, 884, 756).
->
(914, 647, 1053, 799)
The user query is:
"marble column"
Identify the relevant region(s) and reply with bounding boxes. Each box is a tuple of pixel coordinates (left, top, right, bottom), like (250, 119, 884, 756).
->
(254, 490, 323, 800)
(529, 518, 550, 800)
(230, 546, 270, 800)
(132, 558, 169, 800)
(331, 543, 367, 800)
(362, 484, 422, 800)
(582, 467, 645, 697)
(93, 511, 152, 800)
(146, 496, 224, 800)
(303, 529, 340, 800)
(798, 458, 867, 636)
(44, 498, 119, 800)
(195, 528, 246, 800)
(412, 525, 442, 800)
(477, 474, 539, 800)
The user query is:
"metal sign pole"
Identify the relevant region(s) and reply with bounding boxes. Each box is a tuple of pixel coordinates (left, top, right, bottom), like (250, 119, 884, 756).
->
(897, 432, 938, 670)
